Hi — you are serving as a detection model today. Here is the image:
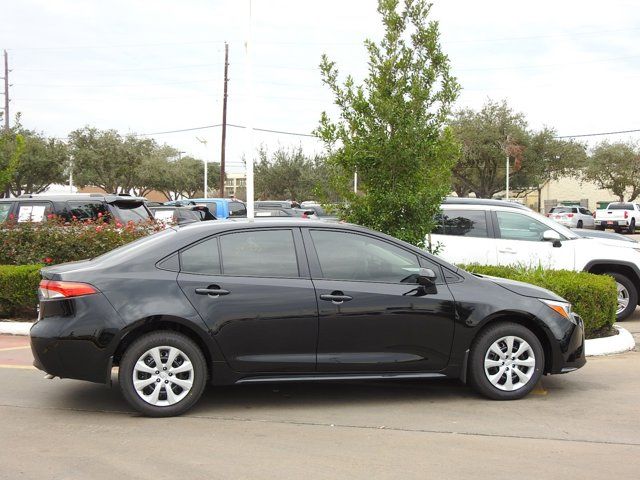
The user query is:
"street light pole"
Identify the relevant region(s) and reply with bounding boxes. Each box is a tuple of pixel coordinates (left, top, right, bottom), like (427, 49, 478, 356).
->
(244, 0, 255, 219)
(505, 156, 510, 200)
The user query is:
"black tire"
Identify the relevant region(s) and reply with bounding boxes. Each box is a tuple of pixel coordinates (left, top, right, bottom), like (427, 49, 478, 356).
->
(577, 220, 583, 229)
(596, 225, 605, 231)
(608, 272, 638, 322)
(628, 219, 635, 234)
(468, 322, 544, 400)
(119, 331, 207, 417)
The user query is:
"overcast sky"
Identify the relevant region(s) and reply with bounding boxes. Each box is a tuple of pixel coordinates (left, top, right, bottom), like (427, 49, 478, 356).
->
(2, 0, 639, 173)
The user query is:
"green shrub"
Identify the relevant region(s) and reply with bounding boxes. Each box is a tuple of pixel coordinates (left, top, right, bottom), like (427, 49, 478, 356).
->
(0, 218, 162, 266)
(0, 264, 42, 318)
(461, 264, 617, 339)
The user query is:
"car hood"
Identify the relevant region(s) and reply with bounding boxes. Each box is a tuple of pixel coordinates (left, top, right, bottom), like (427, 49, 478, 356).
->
(476, 274, 566, 302)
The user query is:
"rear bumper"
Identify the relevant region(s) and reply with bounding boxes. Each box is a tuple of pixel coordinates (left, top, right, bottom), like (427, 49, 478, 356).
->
(30, 294, 123, 384)
(595, 219, 629, 227)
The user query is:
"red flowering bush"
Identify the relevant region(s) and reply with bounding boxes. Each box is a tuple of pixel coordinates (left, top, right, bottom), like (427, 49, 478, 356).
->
(0, 216, 165, 266)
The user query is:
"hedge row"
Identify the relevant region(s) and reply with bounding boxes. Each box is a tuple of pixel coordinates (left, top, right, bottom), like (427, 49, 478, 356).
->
(0, 264, 42, 318)
(461, 264, 617, 339)
(0, 218, 161, 266)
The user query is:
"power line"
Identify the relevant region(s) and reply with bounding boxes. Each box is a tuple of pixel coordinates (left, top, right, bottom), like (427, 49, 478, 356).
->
(555, 128, 640, 139)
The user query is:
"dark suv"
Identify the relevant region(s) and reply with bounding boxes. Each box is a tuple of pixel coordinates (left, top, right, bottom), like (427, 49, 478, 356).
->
(0, 194, 153, 224)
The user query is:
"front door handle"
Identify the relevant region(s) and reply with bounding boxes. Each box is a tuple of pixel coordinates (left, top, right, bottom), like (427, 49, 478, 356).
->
(498, 248, 517, 254)
(320, 291, 353, 304)
(195, 286, 230, 297)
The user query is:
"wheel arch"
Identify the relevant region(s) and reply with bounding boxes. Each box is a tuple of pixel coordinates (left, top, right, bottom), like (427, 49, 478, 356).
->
(112, 316, 221, 377)
(584, 260, 640, 306)
(470, 311, 554, 375)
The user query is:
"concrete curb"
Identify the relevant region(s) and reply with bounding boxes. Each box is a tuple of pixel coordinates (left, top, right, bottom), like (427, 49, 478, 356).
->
(0, 321, 32, 336)
(0, 321, 636, 357)
(585, 325, 636, 356)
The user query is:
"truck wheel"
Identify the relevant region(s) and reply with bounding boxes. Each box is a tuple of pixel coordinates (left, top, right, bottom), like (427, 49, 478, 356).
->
(628, 220, 636, 234)
(468, 322, 544, 400)
(596, 225, 605, 231)
(608, 273, 638, 321)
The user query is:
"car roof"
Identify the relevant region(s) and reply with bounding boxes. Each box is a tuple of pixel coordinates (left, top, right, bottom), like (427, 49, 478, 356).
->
(442, 197, 531, 211)
(0, 194, 146, 202)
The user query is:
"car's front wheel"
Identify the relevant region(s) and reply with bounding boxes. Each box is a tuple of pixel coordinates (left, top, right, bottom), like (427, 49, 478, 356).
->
(119, 331, 207, 417)
(468, 322, 544, 400)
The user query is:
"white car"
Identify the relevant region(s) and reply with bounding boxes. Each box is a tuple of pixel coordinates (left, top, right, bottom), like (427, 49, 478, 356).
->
(547, 206, 595, 229)
(429, 198, 640, 320)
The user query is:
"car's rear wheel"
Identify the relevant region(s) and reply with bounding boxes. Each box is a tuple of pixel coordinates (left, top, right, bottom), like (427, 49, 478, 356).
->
(577, 220, 583, 229)
(119, 331, 207, 417)
(609, 273, 638, 321)
(468, 322, 544, 400)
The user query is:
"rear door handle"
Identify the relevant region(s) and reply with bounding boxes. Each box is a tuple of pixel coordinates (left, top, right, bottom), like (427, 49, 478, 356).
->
(320, 292, 353, 304)
(498, 248, 517, 254)
(195, 286, 230, 297)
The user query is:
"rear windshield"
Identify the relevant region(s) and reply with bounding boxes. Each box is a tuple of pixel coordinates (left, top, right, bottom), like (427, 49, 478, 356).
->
(549, 207, 576, 214)
(111, 202, 151, 223)
(607, 203, 633, 210)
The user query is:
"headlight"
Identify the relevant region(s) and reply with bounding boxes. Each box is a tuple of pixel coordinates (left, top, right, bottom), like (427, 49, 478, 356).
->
(539, 299, 575, 323)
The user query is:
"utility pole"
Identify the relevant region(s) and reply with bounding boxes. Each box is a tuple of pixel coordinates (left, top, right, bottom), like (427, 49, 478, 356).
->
(220, 42, 229, 198)
(244, 0, 255, 219)
(2, 50, 9, 130)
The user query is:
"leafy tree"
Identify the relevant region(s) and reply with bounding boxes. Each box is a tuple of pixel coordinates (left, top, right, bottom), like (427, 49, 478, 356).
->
(450, 100, 587, 201)
(254, 146, 329, 201)
(9, 130, 69, 196)
(582, 141, 640, 201)
(154, 156, 220, 201)
(0, 130, 25, 197)
(316, 0, 460, 245)
(68, 127, 156, 194)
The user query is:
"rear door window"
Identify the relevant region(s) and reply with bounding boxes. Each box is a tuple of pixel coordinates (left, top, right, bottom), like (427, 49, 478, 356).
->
(228, 201, 247, 217)
(433, 209, 489, 238)
(67, 201, 108, 221)
(220, 229, 299, 278)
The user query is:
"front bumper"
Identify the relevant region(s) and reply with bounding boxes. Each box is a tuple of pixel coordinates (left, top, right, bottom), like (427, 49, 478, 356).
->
(550, 313, 586, 374)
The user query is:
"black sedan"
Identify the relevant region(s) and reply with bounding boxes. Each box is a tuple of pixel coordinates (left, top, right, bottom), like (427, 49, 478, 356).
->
(31, 220, 585, 416)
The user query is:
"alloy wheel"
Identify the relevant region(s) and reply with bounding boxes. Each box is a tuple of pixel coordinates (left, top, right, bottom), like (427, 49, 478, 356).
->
(484, 335, 536, 391)
(616, 281, 630, 316)
(132, 346, 194, 406)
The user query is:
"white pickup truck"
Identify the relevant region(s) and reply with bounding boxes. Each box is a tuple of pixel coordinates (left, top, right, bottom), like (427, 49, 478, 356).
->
(595, 202, 640, 234)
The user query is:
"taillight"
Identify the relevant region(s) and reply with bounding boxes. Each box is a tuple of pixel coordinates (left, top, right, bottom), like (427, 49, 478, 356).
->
(624, 211, 629, 219)
(567, 213, 574, 218)
(38, 280, 98, 299)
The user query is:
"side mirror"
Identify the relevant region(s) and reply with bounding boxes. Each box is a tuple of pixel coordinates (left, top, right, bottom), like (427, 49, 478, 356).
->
(542, 229, 562, 247)
(417, 268, 437, 286)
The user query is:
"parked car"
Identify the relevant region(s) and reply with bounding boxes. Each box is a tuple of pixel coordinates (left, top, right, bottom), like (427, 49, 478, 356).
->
(0, 194, 153, 224)
(166, 198, 246, 219)
(31, 219, 585, 416)
(431, 198, 640, 320)
(254, 204, 317, 218)
(148, 205, 215, 225)
(595, 202, 640, 233)
(547, 206, 594, 229)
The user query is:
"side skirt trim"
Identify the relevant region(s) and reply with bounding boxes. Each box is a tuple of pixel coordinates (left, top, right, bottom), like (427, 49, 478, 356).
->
(236, 372, 447, 384)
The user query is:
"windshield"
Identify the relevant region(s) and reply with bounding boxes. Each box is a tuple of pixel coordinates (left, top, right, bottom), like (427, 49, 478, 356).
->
(0, 203, 12, 222)
(93, 228, 175, 262)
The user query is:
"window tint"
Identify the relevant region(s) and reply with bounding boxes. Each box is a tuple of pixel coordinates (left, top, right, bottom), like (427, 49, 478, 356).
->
(496, 211, 553, 241)
(608, 203, 633, 210)
(433, 209, 488, 238)
(310, 230, 422, 283)
(180, 237, 221, 275)
(67, 201, 108, 220)
(112, 202, 150, 223)
(0, 203, 13, 222)
(220, 230, 299, 277)
(228, 201, 247, 217)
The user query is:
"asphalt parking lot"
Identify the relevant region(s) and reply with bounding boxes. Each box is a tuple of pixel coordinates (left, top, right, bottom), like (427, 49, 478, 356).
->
(0, 315, 639, 480)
